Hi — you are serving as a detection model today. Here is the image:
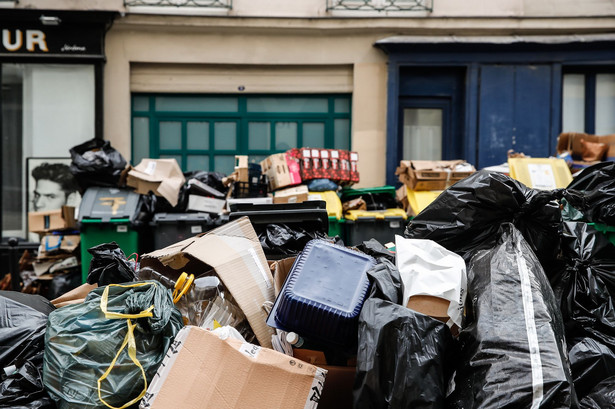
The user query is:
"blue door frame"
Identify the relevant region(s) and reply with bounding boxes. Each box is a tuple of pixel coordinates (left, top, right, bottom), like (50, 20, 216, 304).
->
(377, 37, 615, 186)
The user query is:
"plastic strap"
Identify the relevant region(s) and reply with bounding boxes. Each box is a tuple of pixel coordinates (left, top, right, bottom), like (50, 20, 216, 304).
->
(97, 319, 148, 409)
(172, 272, 194, 304)
(516, 241, 544, 409)
(100, 283, 155, 320)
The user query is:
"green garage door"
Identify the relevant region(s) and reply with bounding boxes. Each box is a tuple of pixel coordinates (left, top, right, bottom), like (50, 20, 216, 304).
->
(131, 94, 351, 175)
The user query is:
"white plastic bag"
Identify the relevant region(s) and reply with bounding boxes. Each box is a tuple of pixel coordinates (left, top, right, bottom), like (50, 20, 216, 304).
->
(395, 235, 467, 329)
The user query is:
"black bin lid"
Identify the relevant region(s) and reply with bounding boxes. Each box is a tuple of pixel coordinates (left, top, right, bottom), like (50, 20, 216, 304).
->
(78, 187, 142, 223)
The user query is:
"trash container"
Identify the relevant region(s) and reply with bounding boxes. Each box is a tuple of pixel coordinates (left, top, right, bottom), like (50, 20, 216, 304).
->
(341, 186, 398, 211)
(151, 212, 213, 250)
(344, 208, 408, 246)
(78, 187, 142, 283)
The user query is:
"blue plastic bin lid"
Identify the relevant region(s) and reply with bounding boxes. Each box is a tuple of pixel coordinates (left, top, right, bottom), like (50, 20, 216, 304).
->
(266, 239, 375, 346)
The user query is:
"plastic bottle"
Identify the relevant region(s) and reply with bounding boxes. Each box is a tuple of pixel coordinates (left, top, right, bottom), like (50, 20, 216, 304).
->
(285, 332, 305, 348)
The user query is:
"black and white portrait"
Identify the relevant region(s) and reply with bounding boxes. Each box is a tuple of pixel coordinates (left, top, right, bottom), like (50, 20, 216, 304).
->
(27, 158, 81, 213)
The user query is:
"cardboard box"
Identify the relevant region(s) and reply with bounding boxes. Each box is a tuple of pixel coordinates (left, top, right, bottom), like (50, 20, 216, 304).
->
(348, 151, 360, 184)
(141, 216, 275, 347)
(273, 185, 309, 204)
(508, 158, 572, 190)
(28, 206, 76, 233)
(234, 155, 249, 183)
(396, 160, 476, 191)
(557, 132, 615, 161)
(39, 234, 80, 255)
(260, 153, 302, 191)
(140, 326, 327, 409)
(127, 158, 186, 207)
(187, 195, 226, 215)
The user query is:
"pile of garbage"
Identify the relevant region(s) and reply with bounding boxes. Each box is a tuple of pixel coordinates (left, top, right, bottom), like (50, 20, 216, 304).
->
(4, 145, 615, 407)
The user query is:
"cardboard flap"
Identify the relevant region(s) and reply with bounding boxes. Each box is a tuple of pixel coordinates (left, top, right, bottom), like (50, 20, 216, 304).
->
(128, 159, 186, 206)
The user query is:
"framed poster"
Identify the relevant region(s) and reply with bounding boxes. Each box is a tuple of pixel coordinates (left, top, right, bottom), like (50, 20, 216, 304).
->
(26, 157, 81, 214)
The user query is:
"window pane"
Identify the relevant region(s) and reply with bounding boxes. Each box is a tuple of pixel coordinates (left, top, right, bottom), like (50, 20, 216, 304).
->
(214, 155, 235, 175)
(160, 154, 183, 168)
(275, 122, 297, 150)
(133, 117, 150, 164)
(133, 96, 149, 112)
(303, 123, 325, 147)
(187, 121, 209, 150)
(247, 97, 327, 113)
(214, 122, 237, 150)
(187, 155, 210, 172)
(159, 121, 182, 150)
(562, 74, 585, 133)
(155, 96, 238, 112)
(248, 122, 270, 150)
(334, 98, 350, 113)
(596, 74, 615, 135)
(403, 108, 442, 160)
(334, 119, 350, 150)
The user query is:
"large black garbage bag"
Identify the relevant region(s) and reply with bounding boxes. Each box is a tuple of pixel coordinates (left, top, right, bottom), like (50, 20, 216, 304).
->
(404, 170, 563, 270)
(258, 223, 328, 256)
(565, 161, 615, 225)
(43, 281, 183, 409)
(0, 295, 55, 409)
(354, 259, 456, 409)
(69, 138, 127, 192)
(86, 242, 138, 286)
(569, 338, 615, 399)
(579, 375, 615, 409)
(0, 290, 55, 315)
(551, 222, 615, 351)
(447, 224, 577, 409)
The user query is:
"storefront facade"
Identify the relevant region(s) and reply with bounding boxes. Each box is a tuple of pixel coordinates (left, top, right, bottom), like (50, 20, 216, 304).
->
(0, 9, 115, 238)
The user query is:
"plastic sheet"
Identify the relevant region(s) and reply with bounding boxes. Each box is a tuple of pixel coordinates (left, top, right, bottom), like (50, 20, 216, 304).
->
(565, 161, 615, 225)
(353, 259, 456, 409)
(0, 295, 54, 409)
(69, 138, 127, 192)
(404, 170, 563, 271)
(43, 281, 183, 409)
(86, 242, 138, 286)
(447, 224, 577, 408)
(258, 223, 329, 256)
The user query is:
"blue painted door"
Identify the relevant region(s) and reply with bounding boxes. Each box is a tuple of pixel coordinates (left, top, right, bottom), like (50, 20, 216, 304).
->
(477, 65, 553, 168)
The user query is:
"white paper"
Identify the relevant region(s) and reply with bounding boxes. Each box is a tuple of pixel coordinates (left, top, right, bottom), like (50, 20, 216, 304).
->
(395, 235, 467, 328)
(527, 163, 556, 190)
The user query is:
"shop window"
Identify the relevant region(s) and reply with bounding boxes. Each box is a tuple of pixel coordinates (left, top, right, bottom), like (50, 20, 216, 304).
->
(562, 71, 615, 135)
(1, 63, 95, 238)
(132, 94, 352, 174)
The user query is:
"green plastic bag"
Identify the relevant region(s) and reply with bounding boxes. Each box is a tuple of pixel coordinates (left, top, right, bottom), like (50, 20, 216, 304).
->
(43, 281, 183, 409)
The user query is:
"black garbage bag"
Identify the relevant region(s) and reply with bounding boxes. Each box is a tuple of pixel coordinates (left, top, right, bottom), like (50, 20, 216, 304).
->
(569, 338, 615, 399)
(0, 290, 55, 315)
(565, 161, 615, 225)
(447, 223, 577, 408)
(355, 238, 396, 264)
(354, 259, 456, 409)
(550, 222, 615, 351)
(258, 223, 329, 256)
(404, 170, 563, 272)
(45, 269, 82, 301)
(0, 295, 55, 409)
(43, 281, 183, 409)
(69, 138, 127, 192)
(185, 170, 227, 195)
(86, 242, 138, 286)
(579, 375, 615, 409)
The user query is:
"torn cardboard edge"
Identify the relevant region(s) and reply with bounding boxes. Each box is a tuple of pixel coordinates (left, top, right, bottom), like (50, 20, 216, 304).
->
(28, 206, 77, 234)
(127, 158, 186, 206)
(141, 216, 275, 348)
(396, 160, 476, 191)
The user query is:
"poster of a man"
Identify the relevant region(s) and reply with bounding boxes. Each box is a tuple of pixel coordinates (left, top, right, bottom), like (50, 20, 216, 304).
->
(27, 159, 81, 212)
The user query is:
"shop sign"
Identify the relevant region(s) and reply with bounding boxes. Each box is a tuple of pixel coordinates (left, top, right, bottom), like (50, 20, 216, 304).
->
(1, 24, 102, 57)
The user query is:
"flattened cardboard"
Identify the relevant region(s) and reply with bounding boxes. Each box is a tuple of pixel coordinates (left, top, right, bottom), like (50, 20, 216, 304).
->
(396, 160, 476, 191)
(141, 216, 275, 347)
(127, 158, 185, 206)
(140, 326, 327, 409)
(38, 234, 81, 254)
(28, 206, 76, 233)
